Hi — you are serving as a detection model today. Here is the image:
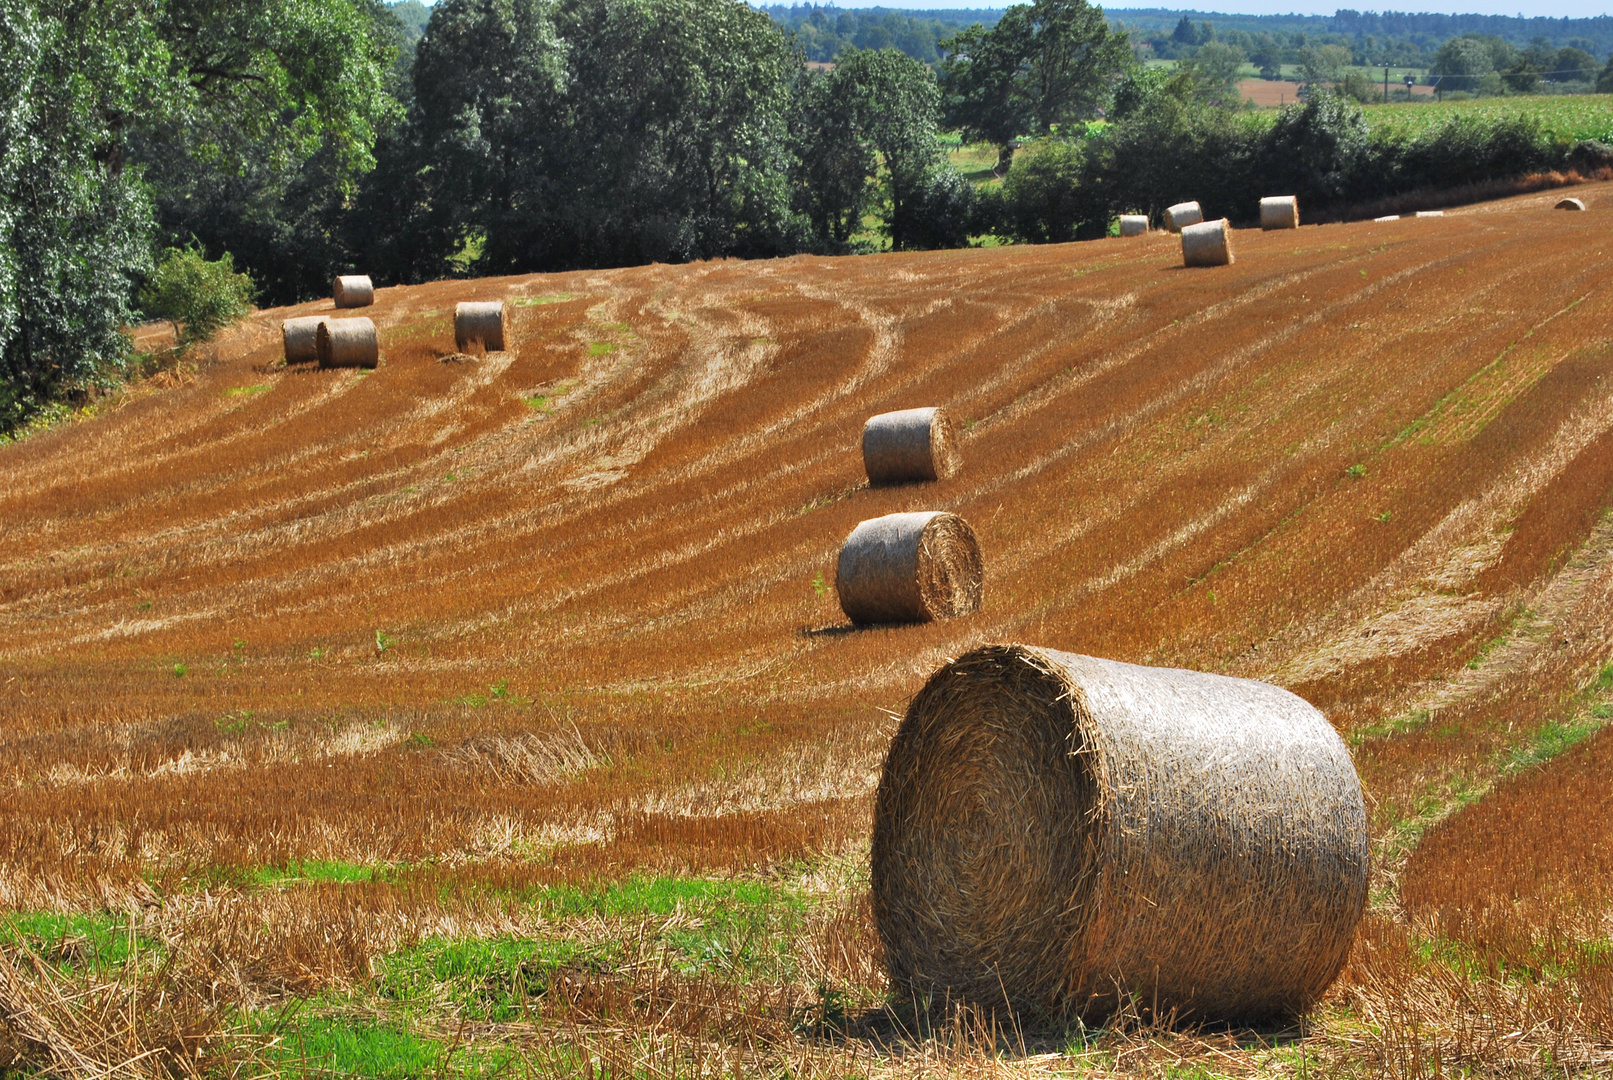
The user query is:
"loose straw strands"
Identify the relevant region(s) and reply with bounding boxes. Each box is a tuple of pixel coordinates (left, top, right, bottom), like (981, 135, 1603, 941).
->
(835, 511, 982, 625)
(862, 407, 961, 485)
(872, 645, 1368, 1024)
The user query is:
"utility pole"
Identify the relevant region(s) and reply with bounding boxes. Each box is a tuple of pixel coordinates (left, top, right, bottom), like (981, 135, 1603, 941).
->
(1383, 62, 1390, 103)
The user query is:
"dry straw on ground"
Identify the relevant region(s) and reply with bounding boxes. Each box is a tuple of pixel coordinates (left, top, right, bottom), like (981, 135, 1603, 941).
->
(332, 275, 374, 308)
(1182, 219, 1234, 267)
(1118, 215, 1148, 237)
(1165, 202, 1203, 233)
(835, 511, 982, 624)
(280, 316, 324, 365)
(454, 300, 509, 353)
(316, 317, 379, 369)
(1556, 197, 1587, 211)
(862, 407, 961, 485)
(1260, 196, 1300, 230)
(871, 644, 1368, 1023)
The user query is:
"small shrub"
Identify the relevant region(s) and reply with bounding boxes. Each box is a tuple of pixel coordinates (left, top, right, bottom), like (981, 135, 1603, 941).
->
(897, 167, 978, 250)
(1000, 138, 1088, 244)
(139, 247, 256, 346)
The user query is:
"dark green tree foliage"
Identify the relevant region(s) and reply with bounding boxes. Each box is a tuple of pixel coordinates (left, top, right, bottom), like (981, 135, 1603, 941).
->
(136, 0, 404, 305)
(996, 137, 1091, 243)
(1257, 91, 1369, 205)
(1101, 66, 1250, 224)
(797, 48, 951, 251)
(940, 0, 1129, 170)
(0, 0, 161, 427)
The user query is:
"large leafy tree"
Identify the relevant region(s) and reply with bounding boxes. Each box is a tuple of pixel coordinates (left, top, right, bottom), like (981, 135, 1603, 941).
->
(796, 47, 946, 251)
(939, 0, 1128, 172)
(0, 0, 167, 427)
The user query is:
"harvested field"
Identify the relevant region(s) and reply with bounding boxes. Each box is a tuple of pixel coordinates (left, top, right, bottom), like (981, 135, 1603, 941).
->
(4, 184, 1613, 1076)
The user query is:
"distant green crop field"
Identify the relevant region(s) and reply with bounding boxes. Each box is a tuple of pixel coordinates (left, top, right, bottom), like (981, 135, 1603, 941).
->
(1362, 95, 1613, 142)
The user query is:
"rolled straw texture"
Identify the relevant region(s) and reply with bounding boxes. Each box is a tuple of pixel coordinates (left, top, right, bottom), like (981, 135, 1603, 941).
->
(1118, 215, 1148, 237)
(455, 301, 509, 352)
(333, 275, 375, 308)
(1415, 210, 1444, 218)
(862, 407, 961, 485)
(281, 316, 325, 365)
(1182, 219, 1234, 267)
(1260, 195, 1299, 230)
(316, 317, 379, 370)
(1165, 201, 1203, 232)
(1556, 197, 1586, 211)
(871, 644, 1368, 1023)
(836, 511, 982, 624)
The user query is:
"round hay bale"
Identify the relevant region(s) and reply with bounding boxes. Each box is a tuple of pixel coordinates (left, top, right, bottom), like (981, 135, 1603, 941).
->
(316, 317, 379, 370)
(1165, 201, 1203, 233)
(455, 300, 509, 353)
(1374, 214, 1400, 222)
(835, 511, 981, 625)
(1259, 195, 1299, 230)
(1181, 219, 1234, 268)
(871, 644, 1368, 1023)
(332, 275, 375, 308)
(1414, 210, 1444, 218)
(1118, 215, 1149, 237)
(862, 407, 961, 485)
(281, 316, 325, 365)
(1556, 197, 1587, 211)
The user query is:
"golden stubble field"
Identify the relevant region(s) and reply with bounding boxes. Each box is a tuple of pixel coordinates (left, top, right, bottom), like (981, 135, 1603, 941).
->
(2, 183, 1612, 1076)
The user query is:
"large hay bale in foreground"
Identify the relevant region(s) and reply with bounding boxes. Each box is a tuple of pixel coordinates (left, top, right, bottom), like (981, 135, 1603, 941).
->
(281, 316, 325, 365)
(1182, 219, 1234, 267)
(872, 644, 1368, 1023)
(1556, 197, 1587, 211)
(1118, 215, 1148, 237)
(316, 317, 379, 370)
(836, 511, 981, 624)
(1260, 195, 1299, 230)
(333, 275, 375, 308)
(862, 407, 961, 485)
(1165, 201, 1203, 233)
(455, 301, 509, 352)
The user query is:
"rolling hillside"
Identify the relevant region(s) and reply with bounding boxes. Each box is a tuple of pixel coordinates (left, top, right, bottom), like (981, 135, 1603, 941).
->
(2, 183, 1611, 1074)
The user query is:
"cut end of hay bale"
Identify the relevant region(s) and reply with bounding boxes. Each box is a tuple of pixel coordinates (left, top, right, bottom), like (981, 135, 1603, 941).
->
(455, 300, 509, 353)
(1118, 215, 1149, 237)
(1556, 197, 1587, 211)
(1181, 219, 1234, 268)
(871, 644, 1369, 1023)
(862, 407, 961, 485)
(1165, 201, 1203, 233)
(316, 317, 379, 370)
(1259, 195, 1299, 230)
(281, 316, 325, 365)
(332, 275, 375, 309)
(1415, 210, 1445, 218)
(835, 511, 981, 625)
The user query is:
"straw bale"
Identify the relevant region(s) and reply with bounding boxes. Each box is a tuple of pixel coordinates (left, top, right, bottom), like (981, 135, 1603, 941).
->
(835, 511, 982, 624)
(1415, 210, 1444, 218)
(455, 300, 509, 352)
(1165, 201, 1203, 233)
(862, 407, 961, 485)
(1556, 197, 1586, 211)
(281, 316, 325, 365)
(1118, 215, 1148, 237)
(1259, 195, 1299, 230)
(872, 644, 1368, 1023)
(316, 317, 379, 370)
(332, 275, 375, 308)
(1181, 219, 1234, 267)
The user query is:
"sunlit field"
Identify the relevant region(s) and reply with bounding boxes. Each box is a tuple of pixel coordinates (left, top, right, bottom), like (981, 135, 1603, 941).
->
(2, 183, 1612, 1077)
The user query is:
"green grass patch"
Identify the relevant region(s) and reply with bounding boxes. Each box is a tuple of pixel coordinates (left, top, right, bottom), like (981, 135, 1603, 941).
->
(223, 384, 271, 398)
(586, 341, 615, 356)
(1362, 94, 1613, 142)
(270, 1014, 506, 1079)
(249, 859, 400, 888)
(0, 912, 134, 969)
(511, 294, 575, 306)
(1504, 715, 1603, 773)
